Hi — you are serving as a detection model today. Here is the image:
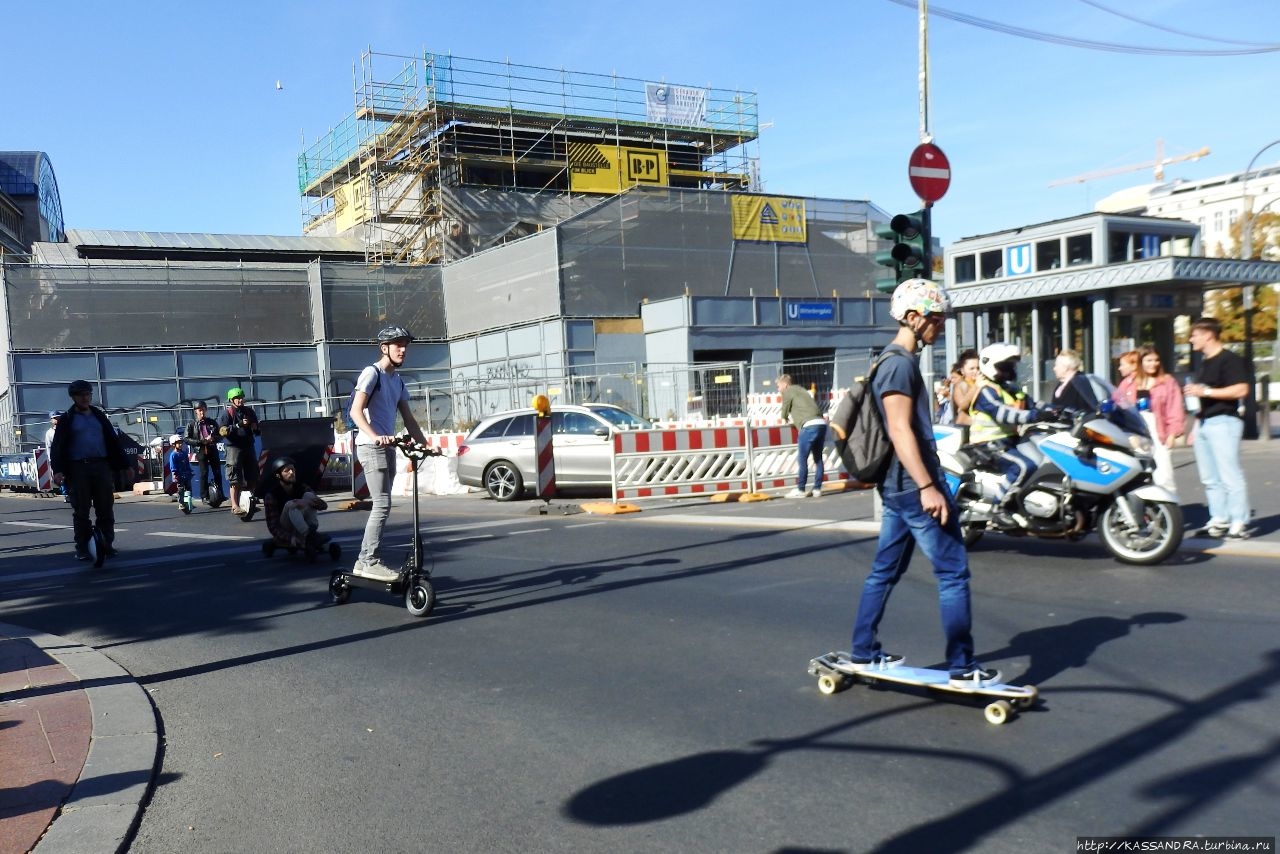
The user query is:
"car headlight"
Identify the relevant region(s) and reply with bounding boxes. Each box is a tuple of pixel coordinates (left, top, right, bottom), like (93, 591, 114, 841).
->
(1128, 435, 1153, 455)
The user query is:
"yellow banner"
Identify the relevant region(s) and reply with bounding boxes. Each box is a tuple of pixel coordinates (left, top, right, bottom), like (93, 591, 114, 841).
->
(334, 175, 371, 232)
(569, 144, 667, 194)
(731, 195, 807, 243)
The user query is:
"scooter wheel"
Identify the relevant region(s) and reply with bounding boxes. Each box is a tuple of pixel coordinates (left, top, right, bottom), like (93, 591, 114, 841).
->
(329, 573, 350, 605)
(405, 579, 435, 618)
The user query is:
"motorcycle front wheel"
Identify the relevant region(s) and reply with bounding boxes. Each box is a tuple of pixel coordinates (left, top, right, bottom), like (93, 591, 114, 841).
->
(1097, 498, 1183, 565)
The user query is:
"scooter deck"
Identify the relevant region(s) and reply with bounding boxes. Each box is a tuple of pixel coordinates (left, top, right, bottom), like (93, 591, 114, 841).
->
(808, 651, 1038, 724)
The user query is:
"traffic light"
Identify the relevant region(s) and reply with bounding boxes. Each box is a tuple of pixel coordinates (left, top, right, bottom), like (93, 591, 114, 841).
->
(874, 211, 929, 293)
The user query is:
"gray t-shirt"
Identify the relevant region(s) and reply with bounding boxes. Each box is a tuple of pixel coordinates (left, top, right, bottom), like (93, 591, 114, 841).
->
(353, 365, 408, 446)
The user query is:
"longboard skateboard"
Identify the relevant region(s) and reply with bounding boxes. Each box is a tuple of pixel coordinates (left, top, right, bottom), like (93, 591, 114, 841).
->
(808, 651, 1038, 725)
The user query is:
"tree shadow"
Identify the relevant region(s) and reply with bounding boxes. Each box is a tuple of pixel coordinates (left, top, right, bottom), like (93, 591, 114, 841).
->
(563, 650, 1280, 850)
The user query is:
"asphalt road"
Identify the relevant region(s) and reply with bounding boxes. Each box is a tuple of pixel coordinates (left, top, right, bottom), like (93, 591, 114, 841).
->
(1, 487, 1277, 853)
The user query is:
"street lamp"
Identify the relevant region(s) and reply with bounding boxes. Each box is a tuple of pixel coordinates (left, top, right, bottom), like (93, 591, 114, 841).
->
(1237, 140, 1280, 440)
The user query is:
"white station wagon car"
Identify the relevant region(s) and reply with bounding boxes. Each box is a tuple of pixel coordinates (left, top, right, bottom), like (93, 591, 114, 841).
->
(456, 404, 650, 500)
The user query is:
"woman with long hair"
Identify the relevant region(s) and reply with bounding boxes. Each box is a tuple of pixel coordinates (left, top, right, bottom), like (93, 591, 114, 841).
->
(1112, 350, 1142, 406)
(1135, 346, 1184, 496)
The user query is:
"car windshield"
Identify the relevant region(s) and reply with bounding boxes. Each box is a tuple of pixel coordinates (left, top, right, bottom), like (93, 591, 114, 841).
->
(585, 405, 649, 430)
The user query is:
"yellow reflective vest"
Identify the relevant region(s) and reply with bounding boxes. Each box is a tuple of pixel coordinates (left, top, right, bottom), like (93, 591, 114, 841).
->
(968, 380, 1022, 444)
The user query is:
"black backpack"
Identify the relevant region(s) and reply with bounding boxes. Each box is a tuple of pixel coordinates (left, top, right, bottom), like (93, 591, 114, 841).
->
(828, 353, 903, 485)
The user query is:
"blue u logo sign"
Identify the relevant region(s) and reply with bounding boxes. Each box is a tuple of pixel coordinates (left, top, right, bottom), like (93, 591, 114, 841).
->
(1005, 243, 1032, 277)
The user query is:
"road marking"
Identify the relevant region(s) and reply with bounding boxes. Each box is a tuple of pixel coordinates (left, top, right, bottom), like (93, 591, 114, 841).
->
(148, 532, 256, 541)
(565, 521, 606, 529)
(509, 528, 550, 535)
(91, 573, 149, 583)
(1, 567, 89, 583)
(446, 534, 496, 542)
(1, 522, 129, 532)
(628, 513, 881, 535)
(173, 564, 224, 573)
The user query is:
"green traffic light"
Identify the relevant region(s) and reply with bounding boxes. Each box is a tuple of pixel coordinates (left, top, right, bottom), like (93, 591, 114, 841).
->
(874, 210, 929, 284)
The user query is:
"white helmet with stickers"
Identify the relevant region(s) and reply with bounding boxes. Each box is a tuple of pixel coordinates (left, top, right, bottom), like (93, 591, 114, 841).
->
(889, 278, 951, 323)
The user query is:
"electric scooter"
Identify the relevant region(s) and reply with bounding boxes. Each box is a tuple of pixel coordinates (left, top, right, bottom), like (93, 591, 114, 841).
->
(327, 434, 442, 617)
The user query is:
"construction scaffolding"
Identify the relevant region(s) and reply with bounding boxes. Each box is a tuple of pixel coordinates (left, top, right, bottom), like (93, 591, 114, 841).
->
(298, 51, 760, 266)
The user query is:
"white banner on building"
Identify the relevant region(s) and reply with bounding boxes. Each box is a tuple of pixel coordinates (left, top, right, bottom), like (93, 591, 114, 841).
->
(645, 83, 708, 126)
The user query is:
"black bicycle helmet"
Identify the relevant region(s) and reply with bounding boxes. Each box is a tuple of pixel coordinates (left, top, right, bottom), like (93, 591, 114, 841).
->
(375, 325, 412, 344)
(269, 456, 296, 478)
(67, 379, 93, 397)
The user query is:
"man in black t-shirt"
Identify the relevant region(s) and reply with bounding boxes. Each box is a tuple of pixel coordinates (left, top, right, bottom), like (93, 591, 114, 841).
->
(1185, 317, 1251, 539)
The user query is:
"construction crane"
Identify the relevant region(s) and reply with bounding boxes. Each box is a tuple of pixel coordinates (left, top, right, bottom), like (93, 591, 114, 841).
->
(1049, 139, 1210, 187)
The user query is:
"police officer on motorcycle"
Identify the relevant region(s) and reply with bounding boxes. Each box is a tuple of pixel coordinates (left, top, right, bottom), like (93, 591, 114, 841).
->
(968, 343, 1056, 527)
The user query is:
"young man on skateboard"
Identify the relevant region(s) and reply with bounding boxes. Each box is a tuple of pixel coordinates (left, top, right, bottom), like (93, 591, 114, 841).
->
(849, 278, 1001, 688)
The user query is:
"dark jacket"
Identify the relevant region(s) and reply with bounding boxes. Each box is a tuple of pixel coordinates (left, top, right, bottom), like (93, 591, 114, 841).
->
(186, 415, 221, 460)
(1051, 372, 1100, 413)
(218, 402, 260, 451)
(49, 406, 129, 475)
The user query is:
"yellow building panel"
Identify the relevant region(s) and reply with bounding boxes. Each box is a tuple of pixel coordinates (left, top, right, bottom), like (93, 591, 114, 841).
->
(731, 195, 807, 244)
(334, 175, 371, 233)
(569, 144, 668, 194)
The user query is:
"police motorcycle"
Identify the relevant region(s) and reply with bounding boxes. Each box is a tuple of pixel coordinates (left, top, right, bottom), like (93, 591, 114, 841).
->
(935, 383, 1183, 566)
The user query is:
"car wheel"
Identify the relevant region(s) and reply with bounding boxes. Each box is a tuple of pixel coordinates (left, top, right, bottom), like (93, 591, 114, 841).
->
(484, 461, 524, 501)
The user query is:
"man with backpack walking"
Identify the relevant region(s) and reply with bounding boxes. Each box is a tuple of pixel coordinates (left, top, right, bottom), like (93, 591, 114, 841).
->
(348, 325, 429, 582)
(848, 278, 1002, 688)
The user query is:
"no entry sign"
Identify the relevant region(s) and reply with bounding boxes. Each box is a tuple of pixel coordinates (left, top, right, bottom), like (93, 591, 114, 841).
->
(908, 142, 951, 204)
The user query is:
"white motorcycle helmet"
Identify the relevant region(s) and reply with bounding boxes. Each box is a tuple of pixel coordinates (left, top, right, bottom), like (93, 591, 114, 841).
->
(978, 342, 1021, 381)
(889, 278, 951, 323)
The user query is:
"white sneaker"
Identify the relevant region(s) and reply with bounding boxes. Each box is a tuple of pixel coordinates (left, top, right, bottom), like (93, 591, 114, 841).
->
(786, 488, 810, 498)
(354, 558, 399, 582)
(809, 488, 822, 498)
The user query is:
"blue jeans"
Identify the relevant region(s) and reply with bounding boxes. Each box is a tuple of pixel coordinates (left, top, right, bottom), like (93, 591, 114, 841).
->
(796, 424, 827, 492)
(1194, 415, 1249, 527)
(851, 482, 976, 676)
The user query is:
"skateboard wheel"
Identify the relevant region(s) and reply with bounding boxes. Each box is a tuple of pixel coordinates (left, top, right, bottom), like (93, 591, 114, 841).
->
(817, 674, 847, 696)
(984, 700, 1013, 725)
(1014, 689, 1037, 710)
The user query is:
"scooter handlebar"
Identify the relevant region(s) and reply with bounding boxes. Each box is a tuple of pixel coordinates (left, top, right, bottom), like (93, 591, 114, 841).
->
(391, 432, 443, 460)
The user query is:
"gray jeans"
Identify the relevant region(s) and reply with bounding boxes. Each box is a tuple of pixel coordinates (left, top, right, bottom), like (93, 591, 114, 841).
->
(357, 444, 396, 563)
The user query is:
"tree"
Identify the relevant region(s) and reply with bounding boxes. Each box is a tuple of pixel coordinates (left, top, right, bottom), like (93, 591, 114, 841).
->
(1201, 211, 1279, 344)
(1227, 210, 1280, 261)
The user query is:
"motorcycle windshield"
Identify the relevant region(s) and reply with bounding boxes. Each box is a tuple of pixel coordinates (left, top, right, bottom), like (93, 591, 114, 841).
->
(1106, 400, 1150, 437)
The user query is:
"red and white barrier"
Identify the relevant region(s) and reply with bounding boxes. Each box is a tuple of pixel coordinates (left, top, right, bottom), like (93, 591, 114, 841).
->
(612, 424, 847, 501)
(534, 414, 556, 499)
(34, 447, 53, 492)
(352, 456, 369, 499)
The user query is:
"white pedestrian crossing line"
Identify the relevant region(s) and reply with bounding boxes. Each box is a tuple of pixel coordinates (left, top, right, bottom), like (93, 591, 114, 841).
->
(148, 532, 256, 541)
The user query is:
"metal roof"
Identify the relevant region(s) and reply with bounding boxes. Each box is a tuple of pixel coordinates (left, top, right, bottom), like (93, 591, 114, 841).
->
(65, 229, 364, 254)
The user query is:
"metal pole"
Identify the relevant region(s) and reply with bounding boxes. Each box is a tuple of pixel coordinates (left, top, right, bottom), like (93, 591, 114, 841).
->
(918, 0, 930, 143)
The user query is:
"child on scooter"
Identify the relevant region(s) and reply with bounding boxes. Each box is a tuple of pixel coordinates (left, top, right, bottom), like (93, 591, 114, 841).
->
(166, 435, 194, 514)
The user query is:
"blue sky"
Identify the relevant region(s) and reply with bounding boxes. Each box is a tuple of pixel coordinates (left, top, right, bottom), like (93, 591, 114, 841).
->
(7, 0, 1279, 244)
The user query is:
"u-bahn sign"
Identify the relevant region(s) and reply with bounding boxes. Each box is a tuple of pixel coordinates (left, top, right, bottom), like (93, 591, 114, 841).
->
(908, 142, 951, 204)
